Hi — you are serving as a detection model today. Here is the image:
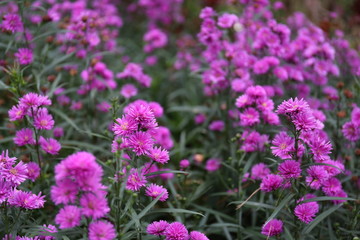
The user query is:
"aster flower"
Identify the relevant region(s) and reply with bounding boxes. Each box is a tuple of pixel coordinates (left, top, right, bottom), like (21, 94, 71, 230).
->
(126, 102, 157, 129)
(278, 160, 301, 179)
(180, 159, 190, 169)
(39, 224, 57, 240)
(26, 162, 40, 181)
(292, 111, 319, 131)
(0, 180, 12, 204)
(277, 97, 309, 115)
(309, 138, 332, 162)
(19, 93, 51, 109)
(1, 13, 23, 33)
(50, 179, 78, 205)
(235, 95, 251, 108)
(126, 168, 147, 191)
(39, 137, 61, 155)
(164, 222, 189, 240)
(218, 13, 237, 28)
(205, 158, 221, 172)
(145, 184, 169, 202)
(147, 220, 169, 236)
(322, 177, 342, 196)
(342, 122, 360, 141)
(80, 192, 110, 219)
(239, 107, 260, 126)
(3, 161, 28, 186)
(322, 159, 344, 177)
(120, 84, 138, 99)
(126, 132, 154, 156)
(8, 105, 26, 121)
(189, 231, 209, 240)
(261, 219, 283, 236)
(148, 102, 164, 118)
(209, 120, 225, 131)
(55, 205, 82, 229)
(294, 202, 319, 223)
(8, 190, 45, 209)
(306, 165, 329, 190)
(147, 147, 169, 164)
(33, 108, 55, 130)
(260, 174, 283, 192)
(271, 131, 294, 159)
(15, 48, 33, 65)
(327, 189, 348, 204)
(53, 127, 64, 138)
(88, 220, 116, 240)
(251, 163, 270, 180)
(13, 128, 35, 146)
(112, 117, 138, 137)
(0, 150, 17, 168)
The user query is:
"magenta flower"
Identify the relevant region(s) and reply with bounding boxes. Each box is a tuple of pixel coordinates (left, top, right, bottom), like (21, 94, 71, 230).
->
(217, 13, 237, 28)
(261, 219, 283, 236)
(19, 93, 51, 109)
(278, 160, 301, 179)
(51, 179, 78, 205)
(189, 231, 209, 240)
(271, 132, 294, 159)
(8, 105, 26, 121)
(194, 114, 206, 124)
(26, 162, 40, 181)
(145, 184, 169, 202)
(306, 166, 329, 190)
(112, 117, 138, 137)
(260, 174, 283, 192)
(34, 108, 54, 130)
(164, 222, 189, 240)
(1, 13, 23, 33)
(3, 161, 28, 186)
(322, 177, 342, 196)
(239, 108, 260, 126)
(294, 202, 319, 223)
(205, 158, 221, 172)
(53, 127, 64, 138)
(8, 190, 45, 209)
(13, 128, 35, 146)
(147, 220, 169, 236)
(148, 147, 170, 164)
(126, 168, 147, 191)
(80, 192, 110, 219)
(15, 48, 33, 65)
(39, 137, 61, 155)
(342, 122, 360, 141)
(120, 84, 138, 99)
(88, 220, 116, 240)
(209, 120, 225, 131)
(309, 138, 332, 162)
(0, 150, 17, 168)
(0, 180, 12, 204)
(126, 132, 154, 156)
(250, 163, 270, 180)
(180, 159, 190, 169)
(277, 97, 309, 115)
(39, 224, 57, 240)
(96, 101, 111, 113)
(148, 102, 164, 118)
(126, 101, 157, 130)
(55, 205, 82, 229)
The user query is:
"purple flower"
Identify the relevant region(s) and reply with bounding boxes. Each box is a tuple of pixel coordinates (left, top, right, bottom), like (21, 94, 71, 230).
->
(55, 205, 82, 229)
(145, 183, 169, 202)
(239, 108, 260, 126)
(205, 158, 221, 172)
(294, 202, 319, 223)
(14, 128, 35, 146)
(209, 120, 225, 131)
(3, 161, 28, 186)
(271, 131, 294, 159)
(8, 105, 26, 121)
(19, 93, 51, 109)
(120, 84, 138, 99)
(39, 137, 61, 155)
(251, 163, 270, 180)
(80, 192, 110, 219)
(126, 132, 154, 156)
(26, 162, 40, 181)
(112, 117, 138, 137)
(126, 168, 147, 191)
(8, 190, 45, 209)
(50, 179, 78, 205)
(218, 13, 237, 28)
(147, 220, 169, 236)
(189, 231, 209, 240)
(278, 160, 301, 179)
(33, 108, 54, 130)
(180, 159, 190, 169)
(306, 166, 329, 190)
(88, 220, 116, 240)
(148, 147, 169, 164)
(342, 122, 360, 141)
(0, 150, 17, 168)
(277, 97, 309, 115)
(1, 13, 23, 33)
(260, 174, 283, 192)
(164, 222, 189, 240)
(148, 102, 164, 118)
(53, 127, 64, 138)
(261, 219, 283, 236)
(15, 48, 33, 65)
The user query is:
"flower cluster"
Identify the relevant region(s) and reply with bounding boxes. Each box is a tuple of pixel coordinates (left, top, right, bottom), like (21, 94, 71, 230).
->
(112, 100, 170, 201)
(51, 151, 115, 238)
(342, 105, 360, 142)
(147, 220, 209, 240)
(9, 93, 61, 156)
(0, 150, 44, 209)
(116, 63, 153, 88)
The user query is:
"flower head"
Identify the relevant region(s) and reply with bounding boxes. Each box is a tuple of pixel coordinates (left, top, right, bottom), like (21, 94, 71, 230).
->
(80, 192, 110, 219)
(39, 137, 61, 155)
(260, 174, 283, 192)
(145, 184, 169, 202)
(55, 205, 82, 229)
(14, 128, 35, 146)
(1, 13, 23, 33)
(261, 219, 283, 236)
(189, 231, 209, 240)
(147, 220, 169, 236)
(88, 220, 116, 240)
(164, 222, 189, 240)
(294, 202, 319, 223)
(126, 168, 147, 191)
(278, 160, 301, 179)
(15, 48, 33, 65)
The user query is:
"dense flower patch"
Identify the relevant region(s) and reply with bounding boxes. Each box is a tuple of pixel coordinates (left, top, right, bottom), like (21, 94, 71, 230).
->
(0, 0, 360, 239)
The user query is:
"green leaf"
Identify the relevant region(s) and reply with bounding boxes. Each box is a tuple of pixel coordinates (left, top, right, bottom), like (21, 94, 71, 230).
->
(51, 108, 81, 131)
(302, 204, 343, 235)
(300, 196, 356, 204)
(264, 193, 295, 226)
(144, 170, 188, 177)
(229, 201, 276, 210)
(147, 208, 204, 217)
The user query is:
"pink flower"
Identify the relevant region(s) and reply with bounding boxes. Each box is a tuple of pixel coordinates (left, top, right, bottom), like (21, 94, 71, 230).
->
(271, 132, 294, 159)
(261, 219, 283, 236)
(1, 13, 23, 33)
(260, 174, 283, 192)
(53, 127, 64, 138)
(217, 13, 237, 28)
(96, 102, 111, 112)
(8, 190, 45, 209)
(164, 222, 189, 240)
(39, 137, 61, 155)
(88, 220, 116, 240)
(277, 97, 309, 115)
(189, 231, 209, 240)
(147, 220, 169, 236)
(209, 120, 224, 131)
(126, 101, 157, 130)
(145, 183, 169, 202)
(251, 163, 270, 180)
(120, 84, 138, 99)
(322, 177, 342, 196)
(148, 102, 164, 118)
(15, 48, 33, 65)
(126, 132, 154, 156)
(112, 117, 138, 137)
(342, 122, 360, 141)
(33, 108, 54, 130)
(294, 202, 319, 223)
(0, 150, 17, 168)
(148, 147, 169, 164)
(205, 158, 221, 172)
(14, 128, 35, 146)
(50, 179, 78, 205)
(239, 108, 260, 126)
(126, 168, 147, 191)
(278, 160, 301, 179)
(26, 162, 40, 181)
(194, 114, 206, 124)
(3, 161, 28, 186)
(19, 93, 51, 109)
(55, 205, 82, 229)
(180, 159, 190, 169)
(8, 105, 26, 121)
(80, 192, 110, 219)
(306, 166, 329, 190)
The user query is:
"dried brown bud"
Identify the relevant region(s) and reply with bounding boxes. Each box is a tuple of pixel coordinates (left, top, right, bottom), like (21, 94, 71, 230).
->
(336, 81, 344, 89)
(47, 75, 56, 82)
(343, 89, 353, 99)
(69, 69, 78, 76)
(355, 148, 360, 156)
(91, 58, 99, 67)
(42, 15, 52, 23)
(337, 111, 346, 118)
(20, 155, 30, 163)
(46, 36, 54, 43)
